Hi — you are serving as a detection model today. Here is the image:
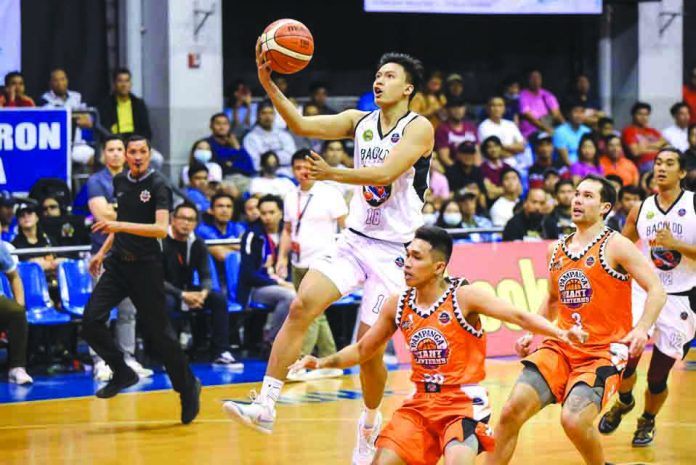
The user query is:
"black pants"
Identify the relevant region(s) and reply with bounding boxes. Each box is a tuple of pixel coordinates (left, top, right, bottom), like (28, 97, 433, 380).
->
(0, 295, 28, 367)
(82, 256, 195, 393)
(165, 290, 229, 357)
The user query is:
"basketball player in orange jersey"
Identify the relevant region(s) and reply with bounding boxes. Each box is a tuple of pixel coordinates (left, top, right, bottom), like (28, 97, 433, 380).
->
(289, 226, 587, 465)
(485, 174, 667, 465)
(225, 44, 435, 463)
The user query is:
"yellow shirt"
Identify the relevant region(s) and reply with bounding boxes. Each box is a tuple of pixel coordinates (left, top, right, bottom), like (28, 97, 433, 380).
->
(112, 97, 134, 134)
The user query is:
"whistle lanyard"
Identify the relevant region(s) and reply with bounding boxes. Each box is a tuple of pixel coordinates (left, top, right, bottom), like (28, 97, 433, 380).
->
(295, 192, 314, 235)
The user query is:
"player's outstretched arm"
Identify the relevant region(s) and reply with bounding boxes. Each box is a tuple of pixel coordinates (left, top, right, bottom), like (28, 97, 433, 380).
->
(289, 295, 399, 371)
(457, 286, 587, 344)
(307, 117, 434, 186)
(255, 40, 365, 140)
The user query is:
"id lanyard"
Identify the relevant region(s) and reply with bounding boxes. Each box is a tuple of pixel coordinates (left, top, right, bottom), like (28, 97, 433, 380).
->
(295, 192, 314, 235)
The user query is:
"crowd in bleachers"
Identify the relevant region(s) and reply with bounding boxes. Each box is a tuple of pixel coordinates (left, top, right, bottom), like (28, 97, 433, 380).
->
(1, 63, 696, 381)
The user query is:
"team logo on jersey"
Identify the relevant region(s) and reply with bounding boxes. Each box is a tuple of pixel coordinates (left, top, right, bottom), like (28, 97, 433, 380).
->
(362, 185, 392, 207)
(401, 314, 414, 331)
(678, 208, 686, 217)
(139, 190, 151, 203)
(550, 257, 563, 271)
(390, 133, 401, 143)
(585, 256, 595, 267)
(647, 211, 655, 219)
(395, 256, 405, 268)
(438, 312, 451, 325)
(60, 222, 75, 238)
(362, 129, 373, 142)
(409, 327, 450, 369)
(558, 269, 593, 309)
(650, 247, 682, 271)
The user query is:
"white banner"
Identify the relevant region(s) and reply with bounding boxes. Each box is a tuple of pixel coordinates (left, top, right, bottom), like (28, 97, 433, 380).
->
(365, 0, 602, 15)
(0, 0, 21, 80)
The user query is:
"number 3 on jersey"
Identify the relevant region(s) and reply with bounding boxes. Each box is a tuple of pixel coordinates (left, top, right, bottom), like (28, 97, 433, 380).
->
(571, 312, 583, 329)
(365, 208, 381, 226)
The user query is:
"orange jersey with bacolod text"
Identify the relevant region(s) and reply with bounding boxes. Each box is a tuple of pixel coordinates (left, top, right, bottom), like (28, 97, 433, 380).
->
(395, 277, 486, 389)
(549, 227, 633, 345)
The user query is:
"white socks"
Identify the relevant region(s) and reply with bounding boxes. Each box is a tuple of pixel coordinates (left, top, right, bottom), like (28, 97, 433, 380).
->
(258, 376, 284, 408)
(361, 406, 380, 428)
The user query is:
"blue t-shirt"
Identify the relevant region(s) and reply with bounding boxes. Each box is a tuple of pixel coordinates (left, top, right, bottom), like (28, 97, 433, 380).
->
(207, 136, 255, 177)
(1, 217, 18, 242)
(552, 123, 592, 165)
(185, 187, 210, 214)
(195, 220, 247, 241)
(85, 168, 121, 253)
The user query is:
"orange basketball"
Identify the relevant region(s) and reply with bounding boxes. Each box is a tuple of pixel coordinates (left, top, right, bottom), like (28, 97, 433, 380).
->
(261, 19, 314, 74)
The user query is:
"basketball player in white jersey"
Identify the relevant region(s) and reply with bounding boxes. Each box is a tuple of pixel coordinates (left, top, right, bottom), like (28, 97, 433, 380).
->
(224, 44, 433, 465)
(598, 148, 696, 446)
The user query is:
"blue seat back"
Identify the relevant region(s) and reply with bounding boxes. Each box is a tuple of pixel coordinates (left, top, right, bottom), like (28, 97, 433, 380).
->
(17, 262, 53, 310)
(224, 252, 241, 303)
(58, 259, 92, 310)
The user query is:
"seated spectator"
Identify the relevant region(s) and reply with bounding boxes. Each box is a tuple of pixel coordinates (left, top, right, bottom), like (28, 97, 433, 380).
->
(445, 73, 465, 101)
(502, 76, 521, 124)
(435, 199, 464, 229)
(684, 124, 696, 190)
(621, 101, 667, 173)
(444, 142, 486, 197)
(185, 162, 213, 214)
(411, 71, 447, 128)
(528, 132, 570, 189)
(39, 195, 90, 253)
(435, 97, 477, 167)
(97, 68, 152, 139)
(600, 135, 639, 186)
(196, 192, 246, 262)
(661, 102, 690, 152)
(206, 112, 255, 192)
(0, 191, 17, 242)
(249, 150, 297, 198)
(422, 201, 437, 226)
(480, 136, 512, 198)
(238, 195, 295, 353)
(490, 167, 522, 227)
(564, 74, 603, 127)
(519, 69, 564, 139)
(0, 71, 35, 107)
(607, 186, 644, 232)
(243, 101, 296, 174)
(605, 175, 625, 209)
(542, 168, 561, 199)
(243, 195, 261, 223)
(307, 82, 337, 115)
(541, 180, 575, 239)
(478, 96, 527, 172)
(455, 190, 494, 243)
(460, 181, 489, 216)
(163, 202, 241, 366)
(181, 138, 223, 186)
(502, 188, 546, 242)
(323, 140, 352, 169)
(227, 79, 256, 136)
(292, 103, 323, 153)
(570, 134, 604, 184)
(552, 102, 591, 166)
(684, 65, 696, 125)
(595, 116, 618, 154)
(0, 240, 32, 385)
(640, 171, 658, 196)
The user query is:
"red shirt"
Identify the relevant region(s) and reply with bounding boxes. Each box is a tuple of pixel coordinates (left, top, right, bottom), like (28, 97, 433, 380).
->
(621, 125, 663, 169)
(0, 94, 35, 107)
(684, 84, 696, 125)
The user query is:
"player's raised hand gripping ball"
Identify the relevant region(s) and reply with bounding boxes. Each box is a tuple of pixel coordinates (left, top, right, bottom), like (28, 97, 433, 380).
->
(259, 19, 313, 74)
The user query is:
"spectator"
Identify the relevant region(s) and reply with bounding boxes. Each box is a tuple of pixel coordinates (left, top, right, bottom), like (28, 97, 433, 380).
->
(490, 167, 522, 227)
(85, 135, 151, 380)
(684, 124, 696, 190)
(196, 192, 245, 263)
(206, 113, 255, 192)
(0, 191, 17, 242)
(607, 185, 644, 232)
(0, 240, 32, 384)
(684, 65, 696, 125)
(455, 190, 494, 243)
(292, 103, 323, 153)
(97, 68, 152, 139)
(565, 74, 603, 127)
(605, 175, 625, 207)
(518, 70, 564, 139)
(570, 134, 604, 184)
(277, 152, 347, 362)
(322, 140, 352, 169)
(600, 134, 639, 186)
(238, 195, 295, 353)
(249, 151, 297, 198)
(411, 71, 447, 128)
(478, 96, 527, 172)
(621, 101, 667, 173)
(243, 101, 296, 174)
(227, 79, 256, 135)
(445, 73, 465, 101)
(185, 162, 212, 214)
(444, 142, 486, 196)
(162, 202, 241, 366)
(480, 136, 512, 198)
(552, 102, 592, 166)
(661, 102, 691, 152)
(502, 76, 521, 123)
(528, 132, 570, 190)
(243, 195, 261, 223)
(307, 82, 337, 115)
(39, 195, 90, 252)
(0, 71, 35, 107)
(541, 180, 575, 239)
(434, 97, 477, 167)
(435, 199, 464, 229)
(502, 188, 546, 241)
(422, 201, 437, 226)
(595, 116, 618, 154)
(180, 138, 223, 186)
(640, 170, 658, 196)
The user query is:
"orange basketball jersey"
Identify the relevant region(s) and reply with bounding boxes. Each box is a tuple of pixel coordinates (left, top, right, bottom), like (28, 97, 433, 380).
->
(549, 227, 632, 345)
(395, 277, 486, 390)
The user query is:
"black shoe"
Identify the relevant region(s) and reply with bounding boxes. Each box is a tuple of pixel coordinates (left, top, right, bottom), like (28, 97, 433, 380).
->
(598, 398, 635, 434)
(95, 367, 139, 399)
(180, 378, 202, 425)
(632, 416, 656, 447)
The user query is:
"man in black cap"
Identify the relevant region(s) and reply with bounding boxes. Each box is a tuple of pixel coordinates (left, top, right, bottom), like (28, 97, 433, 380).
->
(82, 135, 201, 424)
(528, 131, 569, 190)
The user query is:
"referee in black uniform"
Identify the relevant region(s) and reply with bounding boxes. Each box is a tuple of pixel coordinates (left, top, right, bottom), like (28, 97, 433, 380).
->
(82, 135, 201, 424)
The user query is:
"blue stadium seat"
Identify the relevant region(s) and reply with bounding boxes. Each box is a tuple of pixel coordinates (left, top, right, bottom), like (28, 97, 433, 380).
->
(17, 262, 71, 325)
(208, 254, 221, 292)
(224, 252, 268, 312)
(57, 259, 92, 318)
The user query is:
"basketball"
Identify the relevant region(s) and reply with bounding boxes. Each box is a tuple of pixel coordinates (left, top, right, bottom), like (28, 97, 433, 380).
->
(261, 19, 314, 74)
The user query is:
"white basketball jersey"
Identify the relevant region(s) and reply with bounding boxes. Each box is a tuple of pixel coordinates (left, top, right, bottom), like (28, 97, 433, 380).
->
(635, 190, 696, 293)
(347, 110, 431, 243)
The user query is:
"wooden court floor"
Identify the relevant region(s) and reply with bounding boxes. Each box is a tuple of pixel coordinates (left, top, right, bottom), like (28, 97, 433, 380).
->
(1, 357, 694, 465)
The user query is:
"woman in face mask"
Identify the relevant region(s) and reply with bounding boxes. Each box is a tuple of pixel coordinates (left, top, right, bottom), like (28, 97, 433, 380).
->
(435, 199, 464, 229)
(422, 201, 438, 226)
(180, 139, 224, 186)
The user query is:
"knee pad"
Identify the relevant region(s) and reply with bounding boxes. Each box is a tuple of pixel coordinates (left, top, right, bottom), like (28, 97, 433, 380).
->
(647, 376, 668, 395)
(622, 356, 640, 379)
